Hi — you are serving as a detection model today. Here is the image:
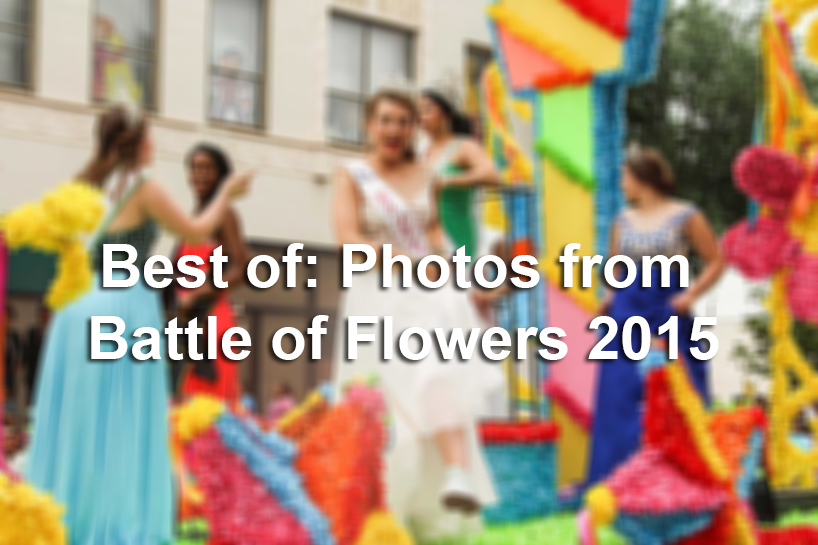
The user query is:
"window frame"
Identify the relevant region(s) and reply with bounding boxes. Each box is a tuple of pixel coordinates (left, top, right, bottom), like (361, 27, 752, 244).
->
(90, 0, 160, 110)
(207, 0, 268, 131)
(326, 12, 415, 146)
(464, 42, 493, 116)
(0, 0, 35, 92)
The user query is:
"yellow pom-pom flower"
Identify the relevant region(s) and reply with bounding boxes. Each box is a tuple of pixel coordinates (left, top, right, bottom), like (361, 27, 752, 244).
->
(354, 512, 413, 545)
(276, 389, 327, 431)
(585, 484, 617, 527)
(175, 396, 225, 443)
(1, 181, 104, 309)
(43, 183, 105, 235)
(0, 473, 67, 545)
(47, 241, 93, 310)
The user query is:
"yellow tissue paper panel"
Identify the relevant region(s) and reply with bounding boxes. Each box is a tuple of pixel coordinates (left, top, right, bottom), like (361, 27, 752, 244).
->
(542, 158, 598, 311)
(500, 0, 623, 72)
(554, 405, 589, 488)
(483, 198, 509, 232)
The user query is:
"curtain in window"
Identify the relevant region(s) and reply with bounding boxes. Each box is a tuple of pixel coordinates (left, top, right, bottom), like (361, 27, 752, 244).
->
(210, 0, 264, 126)
(93, 0, 156, 107)
(0, 0, 29, 87)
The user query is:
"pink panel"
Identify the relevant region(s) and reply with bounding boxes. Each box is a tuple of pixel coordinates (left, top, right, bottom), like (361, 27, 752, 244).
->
(497, 26, 566, 91)
(546, 284, 598, 415)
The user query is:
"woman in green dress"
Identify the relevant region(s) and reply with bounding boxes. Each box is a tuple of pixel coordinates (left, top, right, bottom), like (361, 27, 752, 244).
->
(419, 89, 500, 260)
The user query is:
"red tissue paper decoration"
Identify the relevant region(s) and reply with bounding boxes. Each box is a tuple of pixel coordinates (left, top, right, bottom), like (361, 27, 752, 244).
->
(722, 217, 800, 280)
(480, 421, 560, 444)
(187, 429, 311, 545)
(642, 370, 725, 488)
(759, 526, 818, 545)
(534, 70, 592, 91)
(560, 0, 631, 38)
(708, 408, 766, 481)
(786, 254, 818, 325)
(277, 399, 330, 442)
(296, 386, 387, 545)
(733, 146, 804, 212)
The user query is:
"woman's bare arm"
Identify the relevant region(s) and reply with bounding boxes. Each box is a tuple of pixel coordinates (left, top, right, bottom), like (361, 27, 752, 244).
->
(683, 210, 726, 302)
(440, 139, 500, 187)
(138, 171, 250, 241)
(180, 208, 250, 305)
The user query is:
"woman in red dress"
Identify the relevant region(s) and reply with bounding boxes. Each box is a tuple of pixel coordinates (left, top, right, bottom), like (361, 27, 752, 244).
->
(176, 143, 250, 405)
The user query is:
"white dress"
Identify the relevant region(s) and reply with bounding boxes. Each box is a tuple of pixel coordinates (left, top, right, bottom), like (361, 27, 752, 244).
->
(334, 160, 502, 541)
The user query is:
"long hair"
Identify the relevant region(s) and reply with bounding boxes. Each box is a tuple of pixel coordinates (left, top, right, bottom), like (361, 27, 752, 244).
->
(422, 89, 473, 136)
(186, 143, 233, 209)
(78, 105, 148, 187)
(364, 89, 419, 161)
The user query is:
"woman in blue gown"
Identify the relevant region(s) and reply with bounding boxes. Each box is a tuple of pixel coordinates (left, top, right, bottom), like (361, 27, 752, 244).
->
(27, 105, 251, 545)
(587, 146, 725, 485)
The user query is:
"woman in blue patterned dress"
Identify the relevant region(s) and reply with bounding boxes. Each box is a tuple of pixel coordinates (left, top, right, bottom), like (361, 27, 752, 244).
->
(27, 105, 251, 545)
(587, 146, 725, 485)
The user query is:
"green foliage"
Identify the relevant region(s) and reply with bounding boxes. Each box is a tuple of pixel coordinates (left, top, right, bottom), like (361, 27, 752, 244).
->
(627, 0, 764, 232)
(731, 288, 818, 378)
(627, 1, 818, 374)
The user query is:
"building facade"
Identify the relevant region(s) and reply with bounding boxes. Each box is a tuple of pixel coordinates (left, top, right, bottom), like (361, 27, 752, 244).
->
(0, 0, 493, 406)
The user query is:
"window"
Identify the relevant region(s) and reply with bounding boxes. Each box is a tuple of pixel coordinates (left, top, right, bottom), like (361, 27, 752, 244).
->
(210, 0, 265, 127)
(464, 45, 493, 117)
(0, 0, 32, 88)
(327, 15, 413, 144)
(93, 0, 157, 108)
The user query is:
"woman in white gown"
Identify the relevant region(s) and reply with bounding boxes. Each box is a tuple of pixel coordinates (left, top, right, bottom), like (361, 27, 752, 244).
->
(332, 90, 503, 541)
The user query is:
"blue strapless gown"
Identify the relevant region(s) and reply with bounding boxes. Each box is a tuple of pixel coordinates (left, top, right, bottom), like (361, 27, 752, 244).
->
(27, 222, 174, 545)
(587, 268, 710, 485)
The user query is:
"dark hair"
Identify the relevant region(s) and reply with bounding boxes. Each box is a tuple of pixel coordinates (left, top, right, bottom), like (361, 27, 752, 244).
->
(186, 143, 233, 208)
(422, 89, 473, 136)
(364, 89, 419, 161)
(625, 146, 675, 196)
(79, 105, 148, 186)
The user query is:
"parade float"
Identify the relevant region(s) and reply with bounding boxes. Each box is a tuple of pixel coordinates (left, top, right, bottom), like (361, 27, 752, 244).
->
(10, 0, 818, 543)
(582, 348, 818, 545)
(172, 383, 415, 545)
(468, 0, 818, 542)
(482, 0, 667, 490)
(723, 0, 818, 490)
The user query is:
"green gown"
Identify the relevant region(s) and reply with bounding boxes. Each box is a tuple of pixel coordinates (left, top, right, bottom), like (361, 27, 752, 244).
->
(435, 140, 477, 258)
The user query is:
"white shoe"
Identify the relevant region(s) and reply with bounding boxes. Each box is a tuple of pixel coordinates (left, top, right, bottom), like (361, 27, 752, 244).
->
(440, 466, 481, 515)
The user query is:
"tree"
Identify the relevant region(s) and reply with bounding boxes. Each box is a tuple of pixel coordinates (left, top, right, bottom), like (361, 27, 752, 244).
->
(627, 0, 765, 232)
(730, 287, 818, 378)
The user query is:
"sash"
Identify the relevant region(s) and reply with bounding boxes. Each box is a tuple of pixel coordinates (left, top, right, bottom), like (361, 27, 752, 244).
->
(347, 160, 431, 258)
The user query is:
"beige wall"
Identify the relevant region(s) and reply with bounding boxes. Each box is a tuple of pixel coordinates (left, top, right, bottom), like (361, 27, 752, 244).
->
(37, 0, 92, 104)
(2, 0, 492, 402)
(1, 0, 492, 249)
